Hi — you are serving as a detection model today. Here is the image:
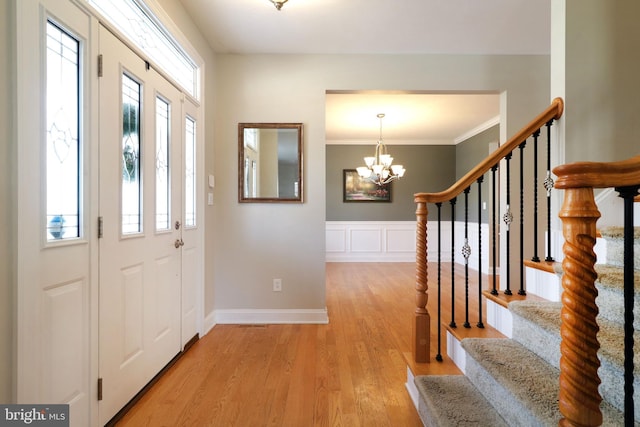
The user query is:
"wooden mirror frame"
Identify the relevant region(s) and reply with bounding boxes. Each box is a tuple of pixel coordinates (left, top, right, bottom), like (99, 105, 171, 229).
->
(238, 123, 304, 203)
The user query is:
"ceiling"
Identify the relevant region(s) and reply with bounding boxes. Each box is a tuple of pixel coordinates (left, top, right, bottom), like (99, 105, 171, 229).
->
(325, 92, 500, 145)
(178, 0, 550, 144)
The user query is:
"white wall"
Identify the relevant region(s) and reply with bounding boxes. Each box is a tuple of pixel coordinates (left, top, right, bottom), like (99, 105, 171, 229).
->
(213, 54, 549, 317)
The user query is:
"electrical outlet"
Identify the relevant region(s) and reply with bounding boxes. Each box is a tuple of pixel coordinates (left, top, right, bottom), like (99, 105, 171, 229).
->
(273, 278, 282, 292)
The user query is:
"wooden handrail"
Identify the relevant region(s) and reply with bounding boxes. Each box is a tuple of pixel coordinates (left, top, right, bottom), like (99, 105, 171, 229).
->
(415, 97, 564, 204)
(554, 154, 640, 189)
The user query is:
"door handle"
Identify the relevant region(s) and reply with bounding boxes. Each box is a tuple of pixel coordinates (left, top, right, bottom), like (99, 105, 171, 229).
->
(175, 221, 181, 230)
(174, 239, 184, 248)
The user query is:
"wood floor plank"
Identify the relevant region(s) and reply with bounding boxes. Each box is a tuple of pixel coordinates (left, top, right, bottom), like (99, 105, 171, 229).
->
(115, 262, 474, 426)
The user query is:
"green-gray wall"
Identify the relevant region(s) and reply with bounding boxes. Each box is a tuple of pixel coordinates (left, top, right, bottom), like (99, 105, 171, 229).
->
(326, 125, 499, 224)
(0, 0, 14, 403)
(563, 0, 640, 163)
(455, 125, 500, 223)
(326, 145, 456, 221)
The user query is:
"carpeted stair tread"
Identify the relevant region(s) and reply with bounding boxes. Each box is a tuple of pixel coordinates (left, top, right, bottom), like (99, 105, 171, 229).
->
(598, 226, 640, 269)
(461, 338, 560, 425)
(509, 300, 640, 368)
(599, 225, 640, 239)
(509, 301, 563, 368)
(596, 264, 640, 292)
(508, 300, 640, 420)
(413, 375, 508, 427)
(543, 263, 640, 328)
(546, 263, 640, 294)
(461, 338, 627, 426)
(596, 265, 640, 330)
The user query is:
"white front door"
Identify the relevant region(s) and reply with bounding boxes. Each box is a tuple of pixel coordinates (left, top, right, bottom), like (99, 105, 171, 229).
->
(98, 25, 183, 424)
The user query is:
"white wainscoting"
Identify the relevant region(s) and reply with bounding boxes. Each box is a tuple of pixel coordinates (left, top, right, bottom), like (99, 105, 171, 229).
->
(326, 221, 490, 271)
(326, 221, 417, 262)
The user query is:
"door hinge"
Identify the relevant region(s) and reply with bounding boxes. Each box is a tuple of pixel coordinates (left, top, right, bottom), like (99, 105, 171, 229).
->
(98, 54, 103, 77)
(97, 378, 103, 401)
(98, 216, 103, 238)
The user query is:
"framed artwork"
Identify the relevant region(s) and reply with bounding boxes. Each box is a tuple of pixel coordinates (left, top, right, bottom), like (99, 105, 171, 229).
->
(343, 169, 391, 202)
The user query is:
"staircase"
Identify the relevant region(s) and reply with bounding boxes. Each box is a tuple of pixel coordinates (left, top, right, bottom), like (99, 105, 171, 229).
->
(412, 227, 640, 426)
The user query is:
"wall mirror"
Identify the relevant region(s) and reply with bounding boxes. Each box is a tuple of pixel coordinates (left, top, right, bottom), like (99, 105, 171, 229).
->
(238, 123, 303, 203)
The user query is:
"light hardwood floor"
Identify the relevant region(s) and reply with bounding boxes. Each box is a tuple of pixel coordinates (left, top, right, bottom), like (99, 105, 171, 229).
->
(115, 262, 472, 426)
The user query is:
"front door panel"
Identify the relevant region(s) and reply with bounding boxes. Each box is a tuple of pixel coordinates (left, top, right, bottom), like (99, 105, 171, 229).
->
(98, 25, 182, 424)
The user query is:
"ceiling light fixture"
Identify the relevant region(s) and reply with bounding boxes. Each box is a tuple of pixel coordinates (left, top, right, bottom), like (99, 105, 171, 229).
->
(356, 113, 406, 186)
(269, 0, 288, 10)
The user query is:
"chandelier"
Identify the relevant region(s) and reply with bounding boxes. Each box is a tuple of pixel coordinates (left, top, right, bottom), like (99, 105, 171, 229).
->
(269, 0, 288, 10)
(356, 113, 406, 186)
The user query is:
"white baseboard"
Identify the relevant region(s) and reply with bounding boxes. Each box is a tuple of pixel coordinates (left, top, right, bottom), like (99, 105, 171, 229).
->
(405, 366, 420, 411)
(486, 299, 513, 338)
(447, 331, 467, 374)
(203, 310, 217, 335)
(526, 266, 561, 302)
(547, 229, 564, 263)
(214, 308, 329, 324)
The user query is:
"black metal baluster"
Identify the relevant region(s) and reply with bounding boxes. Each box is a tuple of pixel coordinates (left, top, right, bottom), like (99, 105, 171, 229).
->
(531, 129, 541, 262)
(477, 176, 485, 328)
(518, 141, 526, 296)
(503, 153, 513, 295)
(544, 120, 555, 262)
(436, 202, 443, 362)
(463, 187, 471, 328)
(616, 185, 639, 426)
(450, 197, 457, 328)
(491, 164, 499, 296)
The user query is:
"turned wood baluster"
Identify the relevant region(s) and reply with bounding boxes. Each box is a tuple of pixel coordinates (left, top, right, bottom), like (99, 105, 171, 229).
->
(558, 187, 602, 427)
(414, 201, 430, 363)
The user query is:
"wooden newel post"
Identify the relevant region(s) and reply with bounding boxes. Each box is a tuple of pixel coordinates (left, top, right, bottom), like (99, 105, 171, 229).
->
(558, 187, 602, 427)
(414, 201, 430, 363)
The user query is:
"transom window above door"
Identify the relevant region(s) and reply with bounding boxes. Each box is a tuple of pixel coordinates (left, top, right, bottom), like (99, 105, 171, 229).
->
(87, 0, 199, 99)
